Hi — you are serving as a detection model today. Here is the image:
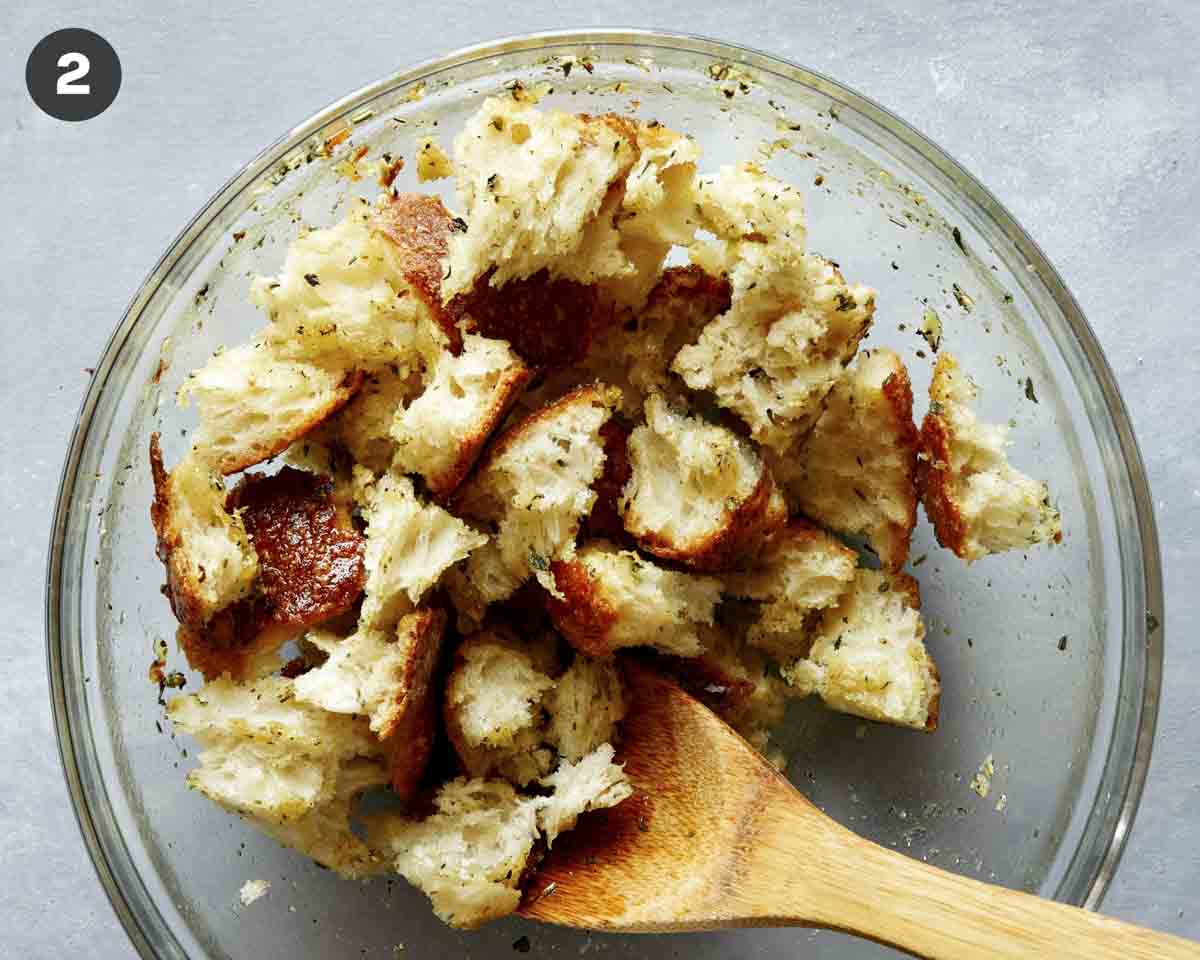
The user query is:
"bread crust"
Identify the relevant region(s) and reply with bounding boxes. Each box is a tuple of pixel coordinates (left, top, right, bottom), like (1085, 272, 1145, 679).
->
(381, 608, 449, 800)
(543, 558, 619, 659)
(450, 269, 614, 368)
(371, 192, 464, 349)
(580, 419, 633, 544)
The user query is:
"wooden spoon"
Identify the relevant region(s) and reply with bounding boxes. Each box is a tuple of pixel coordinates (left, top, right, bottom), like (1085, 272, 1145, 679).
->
(519, 660, 1196, 958)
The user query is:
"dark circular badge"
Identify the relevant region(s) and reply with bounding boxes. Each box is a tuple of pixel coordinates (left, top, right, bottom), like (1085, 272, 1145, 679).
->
(26, 28, 121, 122)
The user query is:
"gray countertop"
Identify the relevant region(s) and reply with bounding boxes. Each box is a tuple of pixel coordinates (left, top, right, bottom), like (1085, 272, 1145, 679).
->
(2, 0, 1196, 954)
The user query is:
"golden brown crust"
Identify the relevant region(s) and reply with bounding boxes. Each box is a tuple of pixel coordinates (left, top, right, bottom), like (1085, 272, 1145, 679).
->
(214, 368, 365, 476)
(581, 420, 634, 545)
(371, 192, 464, 350)
(450, 269, 615, 368)
(450, 383, 621, 518)
(876, 363, 921, 570)
(149, 434, 209, 629)
(227, 467, 366, 624)
(633, 467, 788, 573)
(425, 362, 535, 502)
(381, 608, 449, 801)
(543, 559, 620, 658)
(917, 405, 969, 561)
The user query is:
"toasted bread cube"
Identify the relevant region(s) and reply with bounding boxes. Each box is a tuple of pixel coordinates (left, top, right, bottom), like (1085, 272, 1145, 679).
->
(449, 384, 621, 614)
(392, 334, 533, 499)
(781, 570, 941, 731)
(294, 609, 447, 801)
(359, 474, 488, 630)
(444, 628, 557, 785)
(149, 436, 258, 629)
(777, 349, 920, 571)
(672, 164, 873, 451)
(724, 521, 858, 659)
(919, 353, 1062, 562)
(621, 394, 787, 570)
(313, 363, 425, 475)
(179, 341, 365, 475)
(367, 778, 541, 928)
(535, 743, 633, 847)
(250, 207, 437, 370)
(442, 98, 637, 299)
(168, 675, 380, 822)
(544, 654, 629, 761)
(546, 540, 722, 658)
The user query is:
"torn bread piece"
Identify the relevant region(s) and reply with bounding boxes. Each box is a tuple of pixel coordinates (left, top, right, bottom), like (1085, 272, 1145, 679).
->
(257, 757, 390, 879)
(545, 540, 722, 658)
(179, 342, 365, 476)
(442, 98, 638, 299)
(724, 520, 857, 659)
(919, 353, 1062, 562)
(150, 435, 258, 630)
(392, 333, 533, 499)
(673, 163, 874, 451)
(600, 119, 702, 311)
(621, 393, 787, 571)
(443, 628, 558, 785)
(168, 675, 388, 875)
(535, 742, 633, 847)
(449, 384, 621, 616)
(781, 570, 941, 731)
(359, 474, 488, 630)
(544, 654, 629, 762)
(780, 348, 919, 571)
(293, 609, 448, 801)
(172, 467, 367, 682)
(367, 778, 539, 928)
(312, 362, 425, 475)
(251, 205, 441, 370)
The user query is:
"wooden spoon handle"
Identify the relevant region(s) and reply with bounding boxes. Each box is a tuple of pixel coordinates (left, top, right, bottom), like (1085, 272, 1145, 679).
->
(788, 818, 1198, 959)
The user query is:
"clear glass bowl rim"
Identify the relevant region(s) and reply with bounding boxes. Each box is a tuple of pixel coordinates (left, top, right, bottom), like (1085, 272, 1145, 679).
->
(45, 27, 1164, 959)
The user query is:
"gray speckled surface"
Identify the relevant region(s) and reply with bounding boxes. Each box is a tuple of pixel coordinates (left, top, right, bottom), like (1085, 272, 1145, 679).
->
(1, 1, 1196, 955)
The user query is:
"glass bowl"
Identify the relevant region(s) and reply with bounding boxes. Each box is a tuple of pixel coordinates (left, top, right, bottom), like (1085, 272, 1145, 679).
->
(47, 29, 1163, 959)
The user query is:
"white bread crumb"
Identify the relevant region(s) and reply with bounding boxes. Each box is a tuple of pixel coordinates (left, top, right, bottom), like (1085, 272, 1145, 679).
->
(544, 655, 628, 761)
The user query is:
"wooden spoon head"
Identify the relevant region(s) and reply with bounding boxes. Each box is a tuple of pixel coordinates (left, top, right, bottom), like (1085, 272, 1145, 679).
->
(518, 658, 820, 932)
